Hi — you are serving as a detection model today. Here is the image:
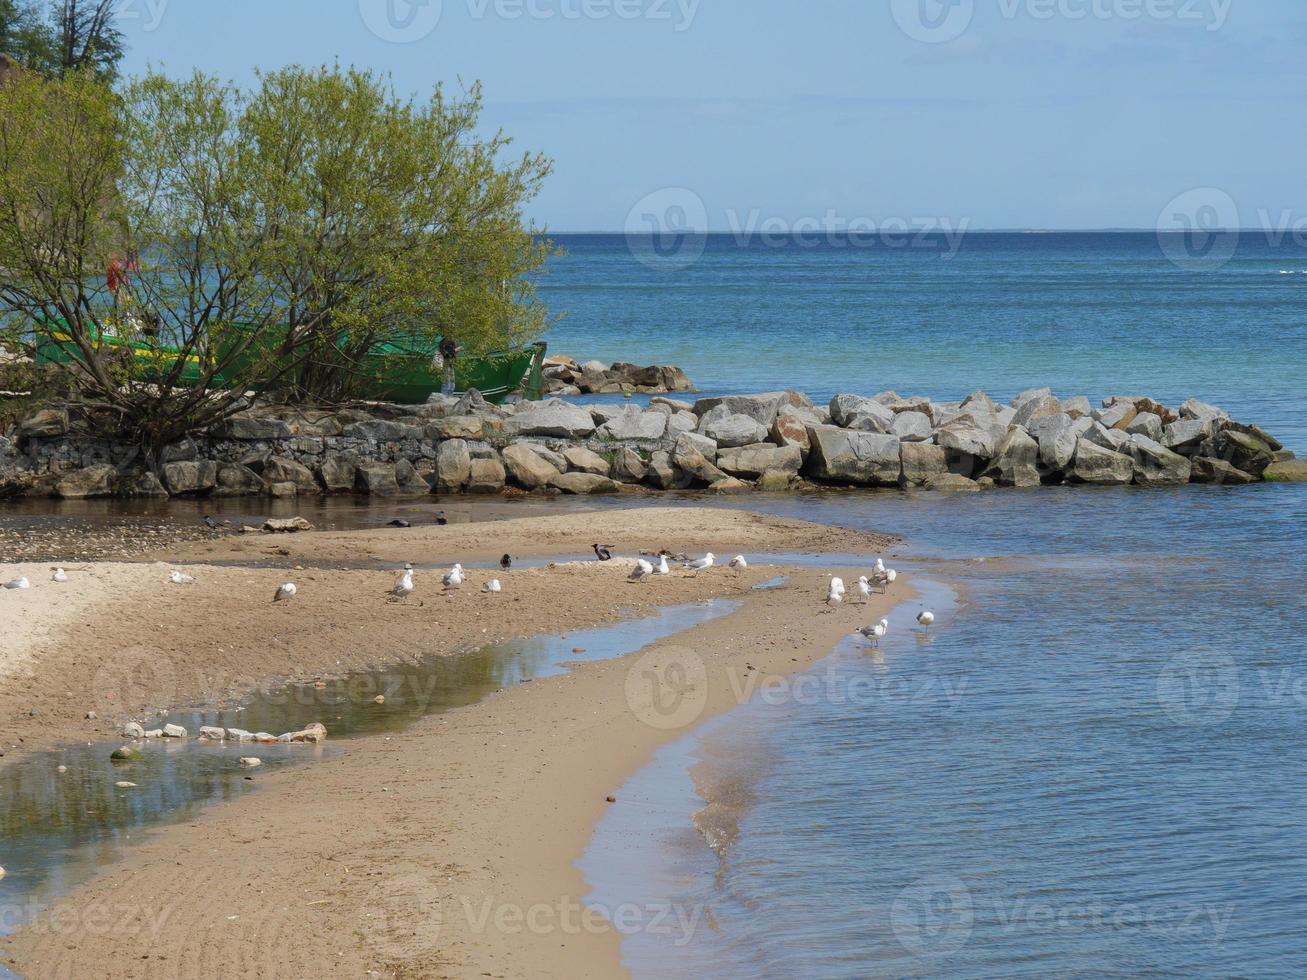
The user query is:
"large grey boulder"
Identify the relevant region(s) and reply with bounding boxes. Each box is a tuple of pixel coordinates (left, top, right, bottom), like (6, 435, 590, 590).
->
(1070, 440, 1134, 485)
(518, 441, 567, 471)
(342, 419, 421, 443)
(588, 404, 628, 425)
(435, 439, 472, 491)
(716, 444, 802, 479)
(1093, 402, 1137, 431)
(502, 443, 560, 489)
(1028, 413, 1092, 471)
(666, 411, 698, 437)
(701, 412, 768, 449)
(891, 411, 934, 442)
(466, 456, 507, 494)
(612, 447, 647, 483)
(563, 446, 611, 476)
(1264, 459, 1307, 483)
(596, 409, 667, 441)
(215, 463, 265, 496)
(935, 418, 1000, 461)
(549, 472, 620, 495)
(900, 442, 948, 487)
(1082, 420, 1131, 453)
(263, 457, 317, 493)
(1162, 417, 1216, 455)
(1125, 412, 1164, 443)
(18, 408, 68, 440)
(1190, 456, 1256, 485)
(1062, 395, 1092, 418)
(1010, 386, 1052, 411)
(1180, 398, 1228, 421)
(1208, 429, 1275, 477)
(214, 416, 292, 441)
(318, 457, 357, 493)
(502, 402, 595, 439)
(427, 415, 501, 441)
(162, 460, 218, 496)
(395, 458, 433, 494)
(644, 451, 682, 490)
(55, 463, 117, 499)
(804, 427, 901, 486)
(829, 394, 895, 432)
(1127, 434, 1192, 487)
(674, 431, 719, 462)
(354, 461, 399, 496)
(924, 473, 982, 493)
(984, 427, 1042, 487)
(771, 413, 813, 455)
(692, 392, 801, 425)
(672, 437, 727, 484)
(1013, 393, 1062, 429)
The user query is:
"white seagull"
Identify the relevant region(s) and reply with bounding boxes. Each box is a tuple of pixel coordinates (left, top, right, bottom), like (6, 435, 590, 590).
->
(917, 610, 936, 627)
(482, 578, 503, 594)
(4, 577, 30, 590)
(51, 567, 68, 583)
(442, 564, 464, 592)
(168, 570, 196, 585)
(273, 582, 297, 604)
(856, 576, 872, 604)
(629, 558, 654, 583)
(729, 555, 748, 573)
(654, 555, 671, 575)
(685, 553, 715, 573)
(858, 619, 889, 647)
(825, 577, 845, 611)
(873, 558, 886, 575)
(389, 564, 415, 602)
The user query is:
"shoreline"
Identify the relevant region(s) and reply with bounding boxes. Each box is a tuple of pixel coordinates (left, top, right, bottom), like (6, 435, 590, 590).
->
(0, 507, 904, 978)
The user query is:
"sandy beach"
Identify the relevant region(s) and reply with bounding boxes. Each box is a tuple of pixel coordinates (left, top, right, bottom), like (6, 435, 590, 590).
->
(0, 506, 905, 978)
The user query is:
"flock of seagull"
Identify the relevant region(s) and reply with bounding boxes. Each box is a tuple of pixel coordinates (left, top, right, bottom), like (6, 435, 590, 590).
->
(4, 544, 938, 647)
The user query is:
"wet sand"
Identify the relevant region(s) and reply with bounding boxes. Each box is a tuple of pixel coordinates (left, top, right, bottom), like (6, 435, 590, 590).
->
(0, 507, 902, 978)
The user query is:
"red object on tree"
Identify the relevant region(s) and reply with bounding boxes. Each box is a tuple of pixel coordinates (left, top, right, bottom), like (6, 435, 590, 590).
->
(107, 257, 124, 292)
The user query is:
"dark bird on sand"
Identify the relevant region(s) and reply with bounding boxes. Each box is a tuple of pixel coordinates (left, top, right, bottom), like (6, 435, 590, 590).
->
(435, 512, 449, 526)
(387, 519, 411, 528)
(593, 544, 614, 562)
(500, 554, 513, 571)
(203, 516, 221, 531)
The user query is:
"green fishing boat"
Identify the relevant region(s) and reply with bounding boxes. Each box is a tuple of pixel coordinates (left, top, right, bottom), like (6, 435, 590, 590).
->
(34, 322, 547, 405)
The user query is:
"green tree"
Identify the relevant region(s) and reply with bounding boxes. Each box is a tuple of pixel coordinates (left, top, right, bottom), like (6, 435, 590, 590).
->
(242, 66, 554, 402)
(0, 0, 123, 81)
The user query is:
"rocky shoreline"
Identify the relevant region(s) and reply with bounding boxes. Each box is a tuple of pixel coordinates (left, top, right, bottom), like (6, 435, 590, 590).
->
(0, 385, 1301, 500)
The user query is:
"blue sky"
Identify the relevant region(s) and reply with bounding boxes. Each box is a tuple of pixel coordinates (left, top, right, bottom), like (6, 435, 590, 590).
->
(118, 0, 1305, 231)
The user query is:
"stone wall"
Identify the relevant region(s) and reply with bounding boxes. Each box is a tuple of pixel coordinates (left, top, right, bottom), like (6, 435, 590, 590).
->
(0, 387, 1299, 500)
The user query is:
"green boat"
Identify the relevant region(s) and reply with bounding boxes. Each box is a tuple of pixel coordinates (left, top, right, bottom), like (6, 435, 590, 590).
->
(34, 321, 547, 405)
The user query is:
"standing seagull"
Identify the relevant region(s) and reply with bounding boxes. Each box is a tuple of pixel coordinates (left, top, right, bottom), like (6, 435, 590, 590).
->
(858, 620, 889, 647)
(168, 570, 196, 585)
(825, 577, 845, 611)
(442, 563, 464, 593)
(483, 579, 503, 594)
(51, 568, 69, 583)
(856, 576, 872, 604)
(4, 577, 30, 590)
(389, 564, 415, 602)
(729, 555, 748, 574)
(685, 553, 715, 573)
(500, 554, 513, 572)
(273, 582, 297, 604)
(654, 554, 671, 576)
(873, 558, 886, 575)
(917, 610, 936, 627)
(629, 559, 654, 584)
(593, 544, 614, 562)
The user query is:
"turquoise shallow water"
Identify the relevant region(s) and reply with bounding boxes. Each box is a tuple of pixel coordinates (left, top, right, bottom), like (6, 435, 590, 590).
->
(584, 484, 1307, 978)
(541, 232, 1307, 452)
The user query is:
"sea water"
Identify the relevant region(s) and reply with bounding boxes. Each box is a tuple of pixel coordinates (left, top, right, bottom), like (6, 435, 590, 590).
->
(583, 485, 1307, 978)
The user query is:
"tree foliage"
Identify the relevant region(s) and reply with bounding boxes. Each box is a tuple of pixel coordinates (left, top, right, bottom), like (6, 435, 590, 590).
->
(0, 64, 555, 462)
(0, 0, 124, 81)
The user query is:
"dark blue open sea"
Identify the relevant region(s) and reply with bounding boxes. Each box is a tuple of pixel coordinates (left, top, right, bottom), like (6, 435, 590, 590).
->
(552, 234, 1307, 978)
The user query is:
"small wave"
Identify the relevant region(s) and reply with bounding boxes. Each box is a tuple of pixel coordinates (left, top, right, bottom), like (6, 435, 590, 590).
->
(1276, 269, 1307, 275)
